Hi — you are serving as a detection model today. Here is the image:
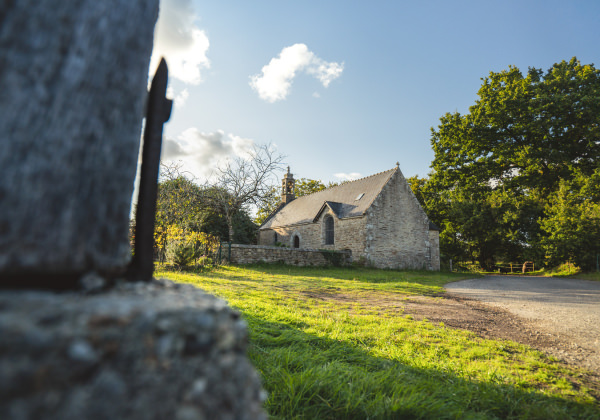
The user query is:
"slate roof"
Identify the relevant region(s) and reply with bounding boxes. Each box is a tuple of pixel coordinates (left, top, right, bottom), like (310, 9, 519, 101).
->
(260, 168, 397, 229)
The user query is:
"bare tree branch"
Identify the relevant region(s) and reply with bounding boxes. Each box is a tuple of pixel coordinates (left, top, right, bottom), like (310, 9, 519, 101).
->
(159, 160, 196, 182)
(203, 144, 285, 241)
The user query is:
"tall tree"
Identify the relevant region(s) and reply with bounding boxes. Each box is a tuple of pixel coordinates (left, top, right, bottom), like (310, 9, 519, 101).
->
(155, 163, 258, 249)
(156, 177, 204, 231)
(540, 169, 600, 270)
(431, 58, 599, 194)
(295, 178, 338, 196)
(427, 58, 600, 268)
(205, 144, 285, 241)
(406, 176, 428, 209)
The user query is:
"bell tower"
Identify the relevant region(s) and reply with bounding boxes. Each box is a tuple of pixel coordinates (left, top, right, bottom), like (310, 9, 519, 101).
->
(281, 166, 295, 204)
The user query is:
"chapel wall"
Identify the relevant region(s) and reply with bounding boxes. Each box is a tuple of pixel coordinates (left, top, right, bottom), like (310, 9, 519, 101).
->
(428, 229, 441, 271)
(258, 208, 366, 261)
(226, 244, 350, 266)
(314, 209, 366, 260)
(258, 223, 320, 248)
(365, 171, 435, 269)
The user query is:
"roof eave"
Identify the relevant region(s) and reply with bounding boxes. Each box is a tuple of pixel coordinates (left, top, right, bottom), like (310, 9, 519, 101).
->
(258, 202, 288, 229)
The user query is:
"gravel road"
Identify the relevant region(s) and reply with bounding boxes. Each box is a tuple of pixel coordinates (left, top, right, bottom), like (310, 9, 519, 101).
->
(446, 276, 600, 372)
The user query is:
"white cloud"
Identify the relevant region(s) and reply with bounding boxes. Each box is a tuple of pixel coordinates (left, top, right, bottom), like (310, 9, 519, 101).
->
(250, 43, 344, 102)
(162, 136, 187, 158)
(150, 0, 210, 85)
(161, 128, 256, 180)
(306, 58, 344, 87)
(174, 88, 189, 108)
(165, 86, 189, 108)
(334, 172, 362, 181)
(166, 86, 175, 99)
(229, 134, 255, 159)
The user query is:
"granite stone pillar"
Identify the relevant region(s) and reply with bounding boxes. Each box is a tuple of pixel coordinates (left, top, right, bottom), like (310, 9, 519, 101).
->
(0, 1, 159, 283)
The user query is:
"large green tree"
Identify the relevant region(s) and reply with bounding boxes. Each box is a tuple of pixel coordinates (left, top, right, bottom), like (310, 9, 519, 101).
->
(540, 169, 600, 270)
(427, 57, 600, 269)
(155, 176, 204, 232)
(155, 175, 257, 245)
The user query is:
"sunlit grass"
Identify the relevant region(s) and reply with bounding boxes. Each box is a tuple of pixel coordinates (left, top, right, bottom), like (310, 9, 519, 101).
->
(157, 264, 599, 419)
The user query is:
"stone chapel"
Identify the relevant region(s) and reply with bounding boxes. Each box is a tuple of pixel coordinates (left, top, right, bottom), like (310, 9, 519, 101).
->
(258, 165, 440, 270)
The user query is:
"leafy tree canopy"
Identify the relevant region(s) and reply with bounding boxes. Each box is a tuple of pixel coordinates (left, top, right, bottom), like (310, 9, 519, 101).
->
(540, 168, 600, 270)
(426, 57, 600, 269)
(430, 57, 599, 194)
(155, 175, 257, 246)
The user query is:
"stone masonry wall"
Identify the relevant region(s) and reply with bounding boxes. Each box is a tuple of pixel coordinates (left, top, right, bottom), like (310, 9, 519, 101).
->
(365, 171, 434, 269)
(428, 230, 441, 271)
(258, 208, 367, 259)
(227, 244, 350, 267)
(315, 210, 367, 259)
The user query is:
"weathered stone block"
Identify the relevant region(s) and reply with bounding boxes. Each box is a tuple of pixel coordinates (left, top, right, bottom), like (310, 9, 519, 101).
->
(0, 1, 159, 280)
(0, 279, 267, 420)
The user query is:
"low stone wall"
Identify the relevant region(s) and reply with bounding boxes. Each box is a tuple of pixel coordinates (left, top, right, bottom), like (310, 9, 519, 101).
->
(225, 244, 351, 267)
(0, 279, 266, 420)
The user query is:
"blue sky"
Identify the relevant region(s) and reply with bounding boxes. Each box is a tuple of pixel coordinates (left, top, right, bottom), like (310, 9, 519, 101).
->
(152, 0, 600, 185)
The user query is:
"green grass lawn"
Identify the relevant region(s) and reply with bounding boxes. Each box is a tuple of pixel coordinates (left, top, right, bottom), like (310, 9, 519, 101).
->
(571, 272, 600, 282)
(156, 264, 600, 419)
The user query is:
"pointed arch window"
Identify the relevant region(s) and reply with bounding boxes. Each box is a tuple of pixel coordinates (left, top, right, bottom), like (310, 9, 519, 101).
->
(325, 216, 334, 245)
(293, 235, 300, 248)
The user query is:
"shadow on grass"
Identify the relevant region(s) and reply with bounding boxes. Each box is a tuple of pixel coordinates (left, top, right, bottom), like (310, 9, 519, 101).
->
(246, 316, 598, 420)
(157, 266, 599, 417)
(216, 263, 474, 286)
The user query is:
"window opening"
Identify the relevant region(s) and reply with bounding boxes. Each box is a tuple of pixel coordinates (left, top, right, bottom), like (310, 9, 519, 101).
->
(325, 216, 334, 245)
(293, 235, 300, 248)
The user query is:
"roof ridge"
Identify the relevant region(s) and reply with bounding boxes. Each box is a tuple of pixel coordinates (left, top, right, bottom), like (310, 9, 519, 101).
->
(298, 167, 397, 200)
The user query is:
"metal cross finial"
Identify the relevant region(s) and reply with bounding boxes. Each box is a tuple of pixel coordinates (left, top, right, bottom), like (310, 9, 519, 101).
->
(128, 58, 172, 282)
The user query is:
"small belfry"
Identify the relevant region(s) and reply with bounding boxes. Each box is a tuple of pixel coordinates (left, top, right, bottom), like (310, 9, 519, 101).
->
(281, 166, 295, 204)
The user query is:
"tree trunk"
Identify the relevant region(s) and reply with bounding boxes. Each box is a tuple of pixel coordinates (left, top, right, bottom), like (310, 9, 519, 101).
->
(226, 214, 235, 243)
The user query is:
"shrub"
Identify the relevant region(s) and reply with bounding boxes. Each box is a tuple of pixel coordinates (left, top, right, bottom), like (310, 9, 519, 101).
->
(551, 261, 581, 276)
(159, 225, 220, 267)
(166, 239, 199, 267)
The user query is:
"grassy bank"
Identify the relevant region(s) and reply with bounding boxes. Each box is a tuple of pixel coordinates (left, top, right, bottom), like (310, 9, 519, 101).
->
(157, 264, 599, 419)
(574, 272, 600, 282)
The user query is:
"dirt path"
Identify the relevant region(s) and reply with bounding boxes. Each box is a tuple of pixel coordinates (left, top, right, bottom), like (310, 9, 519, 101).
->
(445, 276, 600, 373)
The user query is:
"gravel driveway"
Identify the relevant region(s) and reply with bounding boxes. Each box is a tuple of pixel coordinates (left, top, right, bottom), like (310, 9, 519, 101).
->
(446, 276, 600, 372)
